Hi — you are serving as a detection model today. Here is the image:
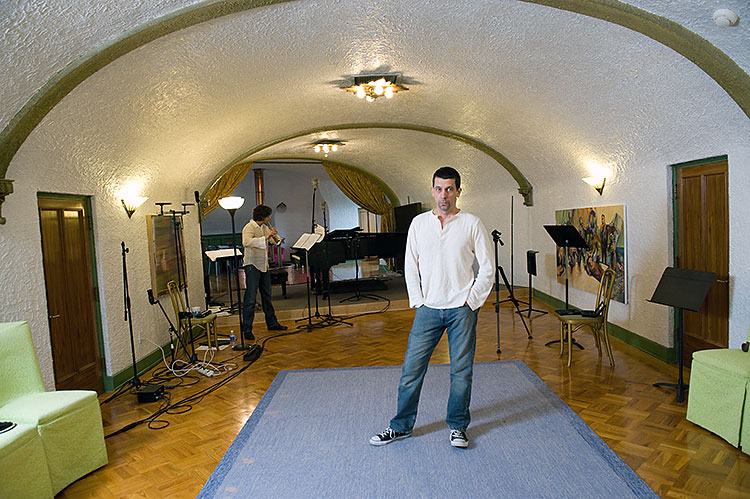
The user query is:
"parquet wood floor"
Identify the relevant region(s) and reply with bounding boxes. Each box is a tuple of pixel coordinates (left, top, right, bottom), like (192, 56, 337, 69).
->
(60, 299, 749, 498)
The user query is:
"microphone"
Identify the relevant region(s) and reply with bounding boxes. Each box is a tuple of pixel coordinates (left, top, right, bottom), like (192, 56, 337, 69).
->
(147, 289, 157, 305)
(320, 201, 327, 211)
(312, 178, 319, 189)
(194, 191, 200, 203)
(491, 229, 504, 246)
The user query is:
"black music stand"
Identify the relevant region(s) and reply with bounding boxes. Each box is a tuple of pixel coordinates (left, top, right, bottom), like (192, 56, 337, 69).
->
(650, 267, 715, 403)
(340, 229, 383, 303)
(544, 225, 589, 313)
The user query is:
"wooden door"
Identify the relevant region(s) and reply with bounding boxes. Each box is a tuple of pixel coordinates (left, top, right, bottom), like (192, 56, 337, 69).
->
(676, 160, 729, 366)
(38, 196, 103, 393)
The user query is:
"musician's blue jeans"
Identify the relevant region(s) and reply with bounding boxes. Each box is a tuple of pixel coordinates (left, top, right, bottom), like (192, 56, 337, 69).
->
(242, 265, 279, 334)
(389, 304, 479, 433)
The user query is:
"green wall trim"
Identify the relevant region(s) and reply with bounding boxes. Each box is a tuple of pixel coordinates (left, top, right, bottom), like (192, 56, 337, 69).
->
(2, 0, 748, 207)
(103, 341, 171, 392)
(533, 289, 676, 363)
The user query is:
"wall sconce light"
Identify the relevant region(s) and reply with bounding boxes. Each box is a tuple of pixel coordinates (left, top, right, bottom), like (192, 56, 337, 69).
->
(583, 177, 606, 195)
(121, 195, 148, 218)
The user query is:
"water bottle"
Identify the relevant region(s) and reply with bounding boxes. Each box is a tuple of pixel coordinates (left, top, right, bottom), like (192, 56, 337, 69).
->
(229, 330, 236, 346)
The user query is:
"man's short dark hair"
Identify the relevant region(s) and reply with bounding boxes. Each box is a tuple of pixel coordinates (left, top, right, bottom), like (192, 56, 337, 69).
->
(252, 204, 272, 222)
(433, 166, 461, 189)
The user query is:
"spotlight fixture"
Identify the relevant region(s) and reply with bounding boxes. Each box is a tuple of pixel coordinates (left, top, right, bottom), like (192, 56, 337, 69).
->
(583, 177, 606, 195)
(341, 73, 408, 102)
(310, 140, 345, 157)
(121, 195, 148, 218)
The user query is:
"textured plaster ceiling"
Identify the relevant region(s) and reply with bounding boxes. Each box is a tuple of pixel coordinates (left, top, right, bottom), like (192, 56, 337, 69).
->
(2, 0, 749, 202)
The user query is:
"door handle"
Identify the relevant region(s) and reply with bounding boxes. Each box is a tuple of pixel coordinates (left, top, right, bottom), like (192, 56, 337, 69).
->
(49, 314, 61, 319)
(716, 279, 728, 284)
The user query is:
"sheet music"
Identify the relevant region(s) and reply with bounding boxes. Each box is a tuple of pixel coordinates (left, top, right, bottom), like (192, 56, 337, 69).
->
(204, 248, 243, 261)
(292, 232, 324, 250)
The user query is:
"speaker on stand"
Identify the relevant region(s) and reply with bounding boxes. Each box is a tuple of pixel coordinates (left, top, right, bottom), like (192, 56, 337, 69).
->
(516, 250, 548, 318)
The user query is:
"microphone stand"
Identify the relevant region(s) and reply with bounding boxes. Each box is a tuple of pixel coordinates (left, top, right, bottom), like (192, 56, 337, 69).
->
(122, 241, 142, 389)
(147, 289, 182, 365)
(492, 230, 532, 355)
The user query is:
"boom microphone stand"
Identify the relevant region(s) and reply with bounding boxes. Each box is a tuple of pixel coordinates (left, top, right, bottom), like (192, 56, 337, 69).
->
(492, 230, 532, 354)
(147, 288, 182, 364)
(122, 241, 142, 389)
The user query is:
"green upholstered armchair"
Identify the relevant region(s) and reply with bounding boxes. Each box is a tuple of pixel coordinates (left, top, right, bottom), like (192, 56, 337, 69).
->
(0, 422, 54, 498)
(686, 323, 750, 454)
(0, 321, 108, 495)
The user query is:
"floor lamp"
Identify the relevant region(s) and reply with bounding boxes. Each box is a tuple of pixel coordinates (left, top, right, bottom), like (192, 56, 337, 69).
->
(219, 196, 250, 351)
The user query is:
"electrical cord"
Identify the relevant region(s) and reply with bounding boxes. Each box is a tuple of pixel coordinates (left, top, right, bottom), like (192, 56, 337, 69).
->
(104, 351, 259, 438)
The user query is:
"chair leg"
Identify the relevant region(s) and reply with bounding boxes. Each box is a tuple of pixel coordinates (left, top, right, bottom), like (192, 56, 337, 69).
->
(567, 325, 573, 367)
(559, 322, 565, 357)
(602, 325, 615, 367)
(591, 325, 602, 355)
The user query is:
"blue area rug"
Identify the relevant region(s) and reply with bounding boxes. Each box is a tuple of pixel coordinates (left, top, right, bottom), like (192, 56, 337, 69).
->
(199, 361, 656, 498)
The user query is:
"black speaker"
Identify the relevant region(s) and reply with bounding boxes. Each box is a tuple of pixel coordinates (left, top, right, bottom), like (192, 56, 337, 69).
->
(526, 250, 539, 276)
(393, 202, 422, 233)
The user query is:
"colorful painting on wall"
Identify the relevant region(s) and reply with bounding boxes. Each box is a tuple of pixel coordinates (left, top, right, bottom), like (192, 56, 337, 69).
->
(555, 205, 627, 303)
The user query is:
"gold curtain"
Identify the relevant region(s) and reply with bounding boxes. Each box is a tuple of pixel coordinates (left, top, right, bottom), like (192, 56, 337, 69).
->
(201, 161, 254, 220)
(322, 161, 394, 232)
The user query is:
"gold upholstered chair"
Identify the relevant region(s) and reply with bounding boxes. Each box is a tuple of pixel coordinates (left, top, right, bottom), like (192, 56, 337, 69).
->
(167, 281, 218, 350)
(556, 268, 616, 367)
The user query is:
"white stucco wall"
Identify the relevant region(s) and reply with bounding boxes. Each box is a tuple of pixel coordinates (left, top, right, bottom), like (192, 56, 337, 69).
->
(1, 0, 749, 391)
(0, 132, 205, 389)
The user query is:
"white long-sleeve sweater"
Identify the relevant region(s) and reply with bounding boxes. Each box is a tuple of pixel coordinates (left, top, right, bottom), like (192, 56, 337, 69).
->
(404, 210, 494, 311)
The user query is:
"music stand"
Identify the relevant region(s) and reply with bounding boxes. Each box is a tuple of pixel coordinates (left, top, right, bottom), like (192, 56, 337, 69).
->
(649, 267, 715, 403)
(544, 225, 589, 313)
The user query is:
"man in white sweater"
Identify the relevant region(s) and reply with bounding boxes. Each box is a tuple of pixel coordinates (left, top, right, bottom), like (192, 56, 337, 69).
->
(370, 166, 493, 448)
(241, 204, 287, 341)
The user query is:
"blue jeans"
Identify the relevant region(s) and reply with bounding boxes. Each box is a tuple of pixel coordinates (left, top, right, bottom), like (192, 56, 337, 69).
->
(242, 265, 279, 334)
(390, 305, 479, 433)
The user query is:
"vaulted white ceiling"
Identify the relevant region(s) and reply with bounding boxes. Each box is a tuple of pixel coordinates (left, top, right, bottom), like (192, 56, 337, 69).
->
(1, 0, 748, 206)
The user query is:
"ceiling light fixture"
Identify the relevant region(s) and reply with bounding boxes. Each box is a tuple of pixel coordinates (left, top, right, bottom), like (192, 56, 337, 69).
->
(583, 177, 606, 195)
(311, 140, 345, 157)
(341, 73, 408, 102)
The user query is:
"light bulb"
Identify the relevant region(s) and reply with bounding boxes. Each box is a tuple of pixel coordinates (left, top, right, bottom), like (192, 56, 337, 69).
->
(374, 84, 384, 96)
(384, 87, 394, 98)
(366, 95, 375, 102)
(314, 145, 321, 152)
(331, 144, 338, 152)
(356, 87, 366, 99)
(323, 144, 330, 153)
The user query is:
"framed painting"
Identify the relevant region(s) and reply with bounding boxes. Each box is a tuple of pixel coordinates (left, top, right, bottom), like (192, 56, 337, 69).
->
(146, 215, 186, 297)
(554, 205, 627, 303)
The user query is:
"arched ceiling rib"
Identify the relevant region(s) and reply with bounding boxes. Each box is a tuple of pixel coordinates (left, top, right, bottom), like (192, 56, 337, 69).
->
(215, 123, 534, 206)
(1, 0, 749, 184)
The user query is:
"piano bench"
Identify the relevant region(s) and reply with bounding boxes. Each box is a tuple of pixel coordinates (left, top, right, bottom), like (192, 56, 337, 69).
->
(270, 268, 288, 299)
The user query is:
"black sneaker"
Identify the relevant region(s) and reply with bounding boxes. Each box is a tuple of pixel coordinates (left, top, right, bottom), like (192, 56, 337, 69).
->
(268, 323, 288, 331)
(369, 427, 411, 446)
(450, 429, 468, 448)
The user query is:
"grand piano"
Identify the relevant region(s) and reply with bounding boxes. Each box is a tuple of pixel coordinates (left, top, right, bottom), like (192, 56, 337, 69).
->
(292, 228, 407, 293)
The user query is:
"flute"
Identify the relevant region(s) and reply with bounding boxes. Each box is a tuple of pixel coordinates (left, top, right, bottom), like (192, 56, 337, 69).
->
(264, 222, 282, 244)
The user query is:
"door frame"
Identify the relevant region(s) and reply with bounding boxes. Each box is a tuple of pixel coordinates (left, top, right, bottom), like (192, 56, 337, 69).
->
(37, 192, 105, 386)
(670, 155, 728, 361)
